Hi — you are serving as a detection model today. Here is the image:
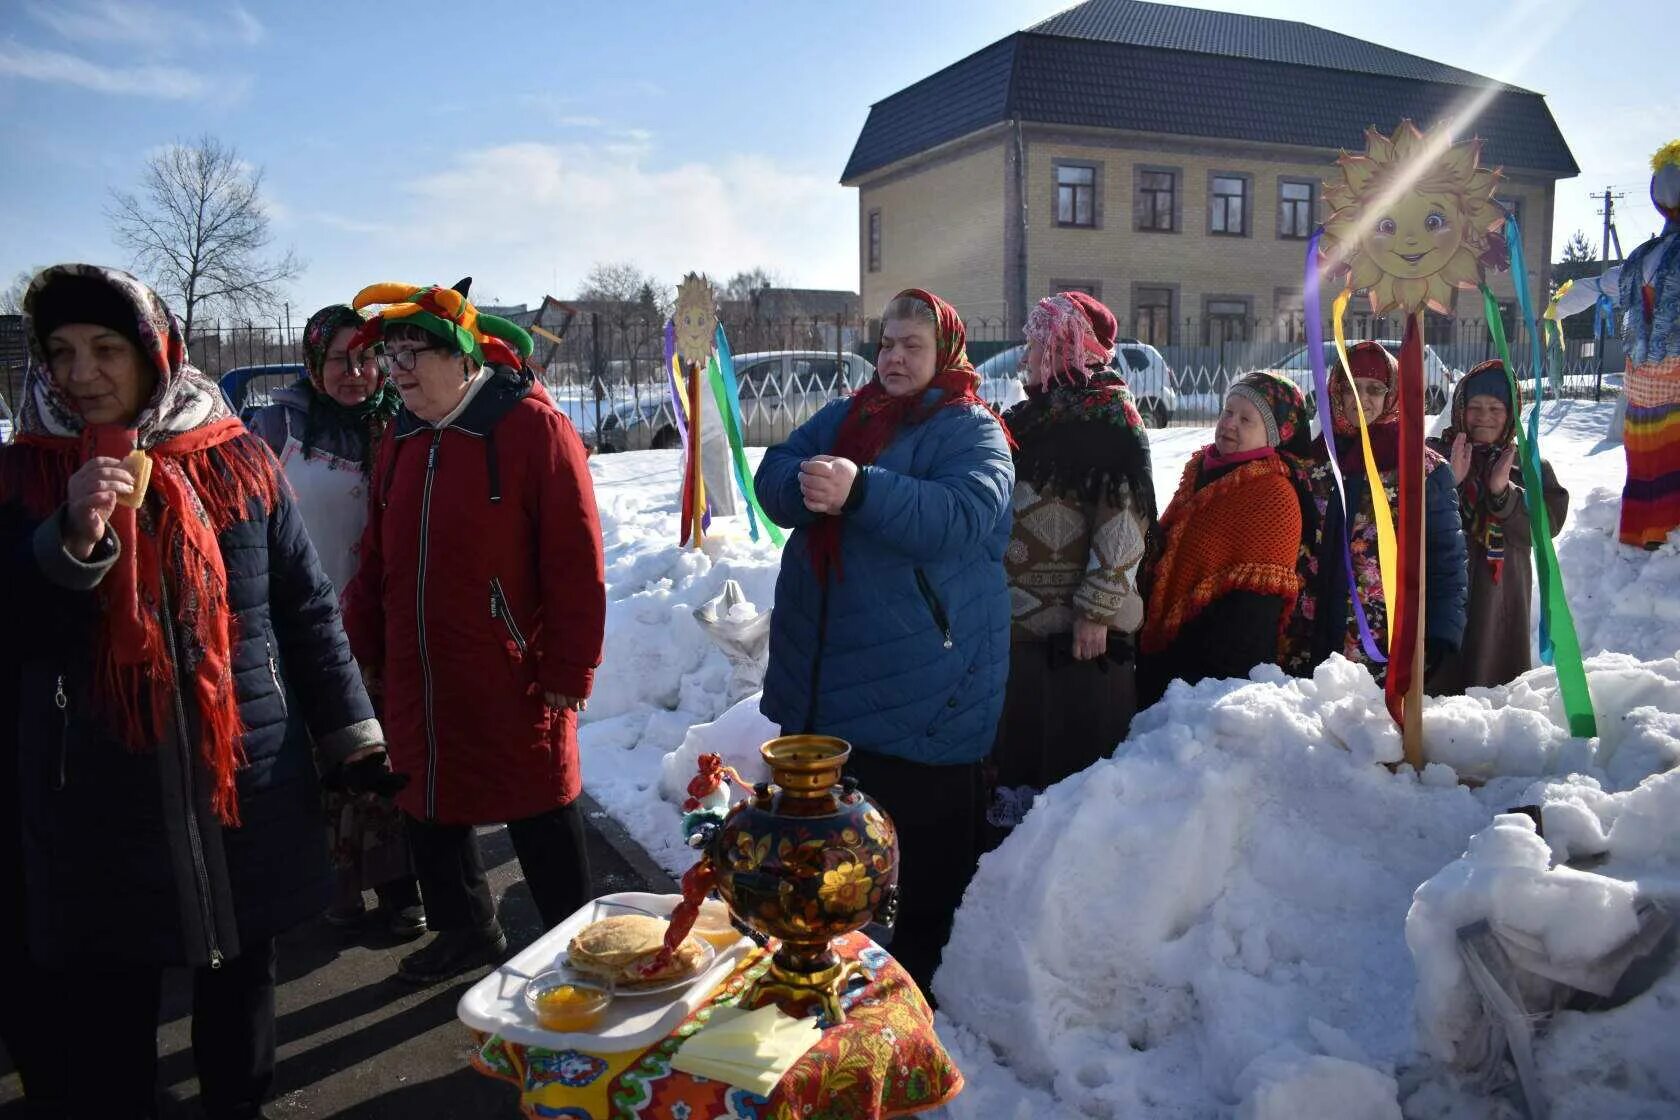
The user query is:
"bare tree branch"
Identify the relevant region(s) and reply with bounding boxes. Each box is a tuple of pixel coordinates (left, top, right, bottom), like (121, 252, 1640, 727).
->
(107, 135, 303, 337)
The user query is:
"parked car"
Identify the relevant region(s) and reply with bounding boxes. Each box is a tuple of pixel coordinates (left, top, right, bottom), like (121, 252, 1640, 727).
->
(219, 363, 305, 420)
(973, 339, 1179, 426)
(595, 350, 875, 453)
(1266, 341, 1462, 415)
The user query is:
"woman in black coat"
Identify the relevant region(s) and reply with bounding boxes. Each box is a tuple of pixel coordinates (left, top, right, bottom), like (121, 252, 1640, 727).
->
(0, 265, 393, 1120)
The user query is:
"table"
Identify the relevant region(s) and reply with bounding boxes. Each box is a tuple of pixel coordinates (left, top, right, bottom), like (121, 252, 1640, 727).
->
(470, 931, 963, 1119)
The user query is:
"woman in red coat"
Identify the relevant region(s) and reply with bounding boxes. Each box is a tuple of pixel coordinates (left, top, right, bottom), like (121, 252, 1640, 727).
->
(341, 280, 606, 982)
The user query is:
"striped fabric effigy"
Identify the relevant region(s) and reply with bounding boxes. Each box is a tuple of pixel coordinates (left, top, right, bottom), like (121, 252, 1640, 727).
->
(1621, 354, 1680, 547)
(1619, 221, 1680, 549)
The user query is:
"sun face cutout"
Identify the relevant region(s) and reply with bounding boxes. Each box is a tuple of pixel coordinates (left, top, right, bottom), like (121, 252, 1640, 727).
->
(1322, 121, 1505, 316)
(674, 273, 717, 369)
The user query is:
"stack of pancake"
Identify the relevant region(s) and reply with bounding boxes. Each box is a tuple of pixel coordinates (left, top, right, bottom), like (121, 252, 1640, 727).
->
(566, 915, 708, 985)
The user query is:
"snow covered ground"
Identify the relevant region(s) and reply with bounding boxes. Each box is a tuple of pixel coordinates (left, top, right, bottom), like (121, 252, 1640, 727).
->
(576, 399, 1679, 1118)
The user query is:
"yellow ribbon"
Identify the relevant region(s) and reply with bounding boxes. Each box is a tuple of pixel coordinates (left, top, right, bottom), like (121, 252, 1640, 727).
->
(1332, 289, 1398, 644)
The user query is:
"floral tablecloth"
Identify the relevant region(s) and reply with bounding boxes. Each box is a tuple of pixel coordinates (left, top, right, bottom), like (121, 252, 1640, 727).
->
(470, 931, 963, 1119)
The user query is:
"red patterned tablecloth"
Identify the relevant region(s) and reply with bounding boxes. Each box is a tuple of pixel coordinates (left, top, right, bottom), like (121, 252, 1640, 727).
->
(470, 931, 962, 1119)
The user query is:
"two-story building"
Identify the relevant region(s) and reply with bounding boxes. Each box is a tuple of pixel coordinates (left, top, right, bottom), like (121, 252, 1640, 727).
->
(841, 0, 1577, 345)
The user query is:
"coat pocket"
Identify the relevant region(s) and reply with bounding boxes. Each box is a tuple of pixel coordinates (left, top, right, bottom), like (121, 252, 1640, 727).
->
(264, 635, 288, 718)
(52, 674, 70, 791)
(914, 568, 954, 651)
(489, 577, 529, 656)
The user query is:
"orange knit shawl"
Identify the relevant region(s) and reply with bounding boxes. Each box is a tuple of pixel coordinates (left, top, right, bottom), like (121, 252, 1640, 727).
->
(1140, 451, 1303, 655)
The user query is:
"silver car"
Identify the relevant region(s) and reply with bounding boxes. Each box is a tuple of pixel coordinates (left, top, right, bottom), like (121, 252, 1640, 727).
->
(596, 350, 875, 452)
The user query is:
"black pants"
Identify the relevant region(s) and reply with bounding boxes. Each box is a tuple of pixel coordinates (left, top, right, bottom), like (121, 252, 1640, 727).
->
(842, 749, 982, 1005)
(405, 803, 590, 933)
(16, 938, 278, 1120)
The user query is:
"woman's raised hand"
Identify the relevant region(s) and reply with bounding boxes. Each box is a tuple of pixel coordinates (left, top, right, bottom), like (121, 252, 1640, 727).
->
(1449, 433, 1472, 487)
(64, 456, 135, 559)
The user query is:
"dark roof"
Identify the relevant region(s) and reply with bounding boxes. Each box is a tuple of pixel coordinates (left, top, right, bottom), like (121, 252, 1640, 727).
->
(1029, 0, 1516, 90)
(843, 0, 1576, 182)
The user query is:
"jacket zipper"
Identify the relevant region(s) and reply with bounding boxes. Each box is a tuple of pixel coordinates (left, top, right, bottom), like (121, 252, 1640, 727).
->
(914, 569, 954, 650)
(52, 675, 69, 790)
(488, 577, 528, 654)
(264, 637, 287, 717)
(418, 431, 444, 819)
(159, 576, 224, 969)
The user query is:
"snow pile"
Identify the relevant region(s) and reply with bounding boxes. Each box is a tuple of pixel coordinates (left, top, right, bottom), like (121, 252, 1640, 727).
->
(576, 450, 782, 874)
(930, 655, 1680, 1119)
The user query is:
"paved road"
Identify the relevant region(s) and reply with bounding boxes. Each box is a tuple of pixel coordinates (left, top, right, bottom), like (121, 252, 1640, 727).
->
(0, 794, 676, 1119)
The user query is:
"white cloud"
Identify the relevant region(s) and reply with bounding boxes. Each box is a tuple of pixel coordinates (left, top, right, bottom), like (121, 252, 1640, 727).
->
(326, 138, 856, 300)
(0, 40, 208, 98)
(24, 0, 264, 51)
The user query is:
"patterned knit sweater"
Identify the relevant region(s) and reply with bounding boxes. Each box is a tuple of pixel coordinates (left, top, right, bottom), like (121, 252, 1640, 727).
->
(1005, 481, 1150, 639)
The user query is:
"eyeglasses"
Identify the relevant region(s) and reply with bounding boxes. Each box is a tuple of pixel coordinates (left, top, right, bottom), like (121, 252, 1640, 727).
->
(375, 346, 444, 375)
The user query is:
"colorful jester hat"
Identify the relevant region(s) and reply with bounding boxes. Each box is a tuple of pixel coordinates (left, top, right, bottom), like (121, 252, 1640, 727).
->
(1321, 121, 1507, 316)
(350, 278, 534, 368)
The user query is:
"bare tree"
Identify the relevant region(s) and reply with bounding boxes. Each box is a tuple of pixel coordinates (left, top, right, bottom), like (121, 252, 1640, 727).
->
(108, 136, 302, 338)
(722, 267, 782, 302)
(1, 268, 36, 316)
(577, 261, 672, 319)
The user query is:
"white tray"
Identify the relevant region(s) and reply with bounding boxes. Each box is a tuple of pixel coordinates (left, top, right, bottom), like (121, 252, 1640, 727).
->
(457, 891, 755, 1052)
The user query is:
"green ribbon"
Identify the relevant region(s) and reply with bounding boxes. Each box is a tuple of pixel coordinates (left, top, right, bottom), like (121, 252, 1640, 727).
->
(708, 326, 783, 547)
(1480, 282, 1597, 737)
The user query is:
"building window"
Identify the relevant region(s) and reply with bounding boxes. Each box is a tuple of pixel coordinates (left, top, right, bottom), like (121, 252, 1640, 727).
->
(1133, 286, 1174, 347)
(1279, 180, 1314, 240)
(1052, 279, 1101, 299)
(1209, 174, 1248, 236)
(1494, 196, 1522, 236)
(1274, 289, 1306, 343)
(1055, 163, 1098, 227)
(1137, 168, 1177, 232)
(1204, 297, 1251, 345)
(867, 209, 881, 273)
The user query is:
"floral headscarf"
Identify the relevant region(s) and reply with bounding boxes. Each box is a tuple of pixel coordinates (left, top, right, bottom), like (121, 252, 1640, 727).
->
(295, 302, 401, 470)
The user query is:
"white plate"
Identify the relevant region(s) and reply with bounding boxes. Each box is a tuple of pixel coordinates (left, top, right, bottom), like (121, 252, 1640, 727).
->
(457, 891, 756, 1052)
(558, 938, 718, 998)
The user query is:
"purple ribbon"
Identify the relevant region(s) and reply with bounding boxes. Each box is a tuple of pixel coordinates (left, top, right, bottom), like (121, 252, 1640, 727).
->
(1305, 230, 1387, 663)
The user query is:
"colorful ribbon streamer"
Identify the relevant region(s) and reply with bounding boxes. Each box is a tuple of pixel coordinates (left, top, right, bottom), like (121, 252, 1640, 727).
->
(1331, 289, 1400, 645)
(1479, 212, 1597, 736)
(1304, 230, 1387, 663)
(709, 325, 784, 546)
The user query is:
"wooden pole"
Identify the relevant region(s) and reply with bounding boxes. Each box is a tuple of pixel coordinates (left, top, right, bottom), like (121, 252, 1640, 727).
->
(687, 359, 705, 548)
(1401, 310, 1426, 770)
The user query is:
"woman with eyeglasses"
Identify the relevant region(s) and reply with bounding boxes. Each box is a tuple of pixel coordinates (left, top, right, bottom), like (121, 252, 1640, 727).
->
(246, 304, 422, 941)
(340, 279, 606, 983)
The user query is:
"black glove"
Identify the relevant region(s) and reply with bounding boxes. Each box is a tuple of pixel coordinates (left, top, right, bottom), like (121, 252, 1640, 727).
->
(335, 752, 409, 798)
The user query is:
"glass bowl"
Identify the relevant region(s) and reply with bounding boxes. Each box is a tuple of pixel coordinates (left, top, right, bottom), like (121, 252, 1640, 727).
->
(524, 970, 614, 1032)
(691, 899, 746, 951)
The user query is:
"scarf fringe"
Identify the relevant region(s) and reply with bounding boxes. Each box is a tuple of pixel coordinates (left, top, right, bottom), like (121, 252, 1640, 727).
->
(3, 433, 278, 825)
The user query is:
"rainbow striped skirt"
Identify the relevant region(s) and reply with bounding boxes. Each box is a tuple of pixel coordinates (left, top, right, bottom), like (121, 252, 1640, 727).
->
(1622, 354, 1680, 547)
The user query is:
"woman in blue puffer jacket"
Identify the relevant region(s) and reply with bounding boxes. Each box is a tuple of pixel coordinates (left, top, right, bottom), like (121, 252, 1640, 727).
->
(755, 288, 1014, 1000)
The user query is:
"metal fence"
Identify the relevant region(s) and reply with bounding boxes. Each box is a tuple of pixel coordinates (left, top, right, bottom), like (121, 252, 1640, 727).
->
(14, 309, 1620, 452)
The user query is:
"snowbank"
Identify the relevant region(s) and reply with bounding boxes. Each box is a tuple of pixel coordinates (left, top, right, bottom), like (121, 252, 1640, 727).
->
(576, 450, 782, 874)
(931, 655, 1680, 1119)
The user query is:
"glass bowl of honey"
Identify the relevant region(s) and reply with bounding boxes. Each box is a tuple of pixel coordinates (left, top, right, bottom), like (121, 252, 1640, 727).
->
(524, 971, 614, 1033)
(691, 899, 746, 951)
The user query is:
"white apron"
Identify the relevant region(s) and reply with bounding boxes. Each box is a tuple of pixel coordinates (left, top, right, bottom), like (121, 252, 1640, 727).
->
(276, 409, 370, 596)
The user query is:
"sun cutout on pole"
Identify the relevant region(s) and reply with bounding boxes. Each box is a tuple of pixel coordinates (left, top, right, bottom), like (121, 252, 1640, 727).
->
(1312, 121, 1509, 766)
(666, 273, 782, 549)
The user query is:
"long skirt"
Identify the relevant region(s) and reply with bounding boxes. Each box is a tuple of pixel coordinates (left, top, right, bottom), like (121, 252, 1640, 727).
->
(1621, 354, 1680, 548)
(986, 636, 1136, 842)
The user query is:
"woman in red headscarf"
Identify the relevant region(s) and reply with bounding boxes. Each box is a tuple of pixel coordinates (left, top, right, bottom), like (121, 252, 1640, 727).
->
(755, 288, 1014, 1001)
(988, 292, 1156, 833)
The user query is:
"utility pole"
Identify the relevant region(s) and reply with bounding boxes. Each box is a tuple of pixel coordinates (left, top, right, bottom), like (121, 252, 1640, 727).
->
(1596, 187, 1627, 265)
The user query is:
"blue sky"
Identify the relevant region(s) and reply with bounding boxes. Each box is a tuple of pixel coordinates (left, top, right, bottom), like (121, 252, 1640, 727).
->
(0, 0, 1671, 320)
